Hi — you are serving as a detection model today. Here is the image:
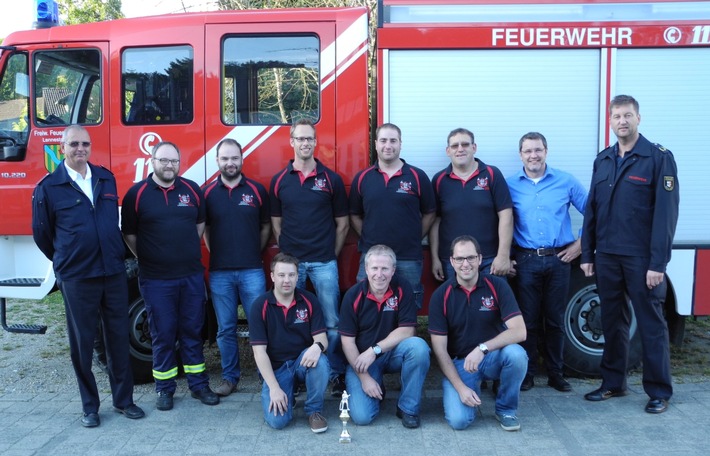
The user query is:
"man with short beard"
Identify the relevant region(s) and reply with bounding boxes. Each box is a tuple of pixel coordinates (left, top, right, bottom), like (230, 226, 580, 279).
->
(203, 138, 270, 396)
(122, 141, 219, 411)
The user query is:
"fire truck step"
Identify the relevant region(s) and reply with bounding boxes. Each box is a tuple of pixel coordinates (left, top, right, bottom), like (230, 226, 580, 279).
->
(1, 298, 48, 334)
(0, 278, 43, 286)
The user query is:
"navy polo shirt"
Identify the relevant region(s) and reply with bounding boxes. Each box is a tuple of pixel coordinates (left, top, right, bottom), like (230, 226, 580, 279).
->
(203, 175, 269, 270)
(432, 159, 512, 260)
(270, 159, 348, 262)
(349, 160, 436, 260)
(428, 274, 521, 359)
(249, 288, 326, 370)
(121, 174, 205, 279)
(339, 275, 418, 353)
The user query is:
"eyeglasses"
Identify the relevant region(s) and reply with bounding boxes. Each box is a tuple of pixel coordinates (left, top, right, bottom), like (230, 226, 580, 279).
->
(292, 137, 316, 143)
(154, 158, 180, 166)
(448, 142, 472, 149)
(521, 148, 545, 155)
(65, 141, 91, 148)
(452, 255, 479, 265)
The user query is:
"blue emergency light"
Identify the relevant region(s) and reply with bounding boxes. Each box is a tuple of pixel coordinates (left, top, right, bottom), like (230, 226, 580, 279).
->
(34, 0, 60, 29)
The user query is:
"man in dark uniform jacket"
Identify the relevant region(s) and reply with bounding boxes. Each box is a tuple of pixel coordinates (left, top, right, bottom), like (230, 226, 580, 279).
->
(581, 95, 680, 414)
(32, 125, 144, 428)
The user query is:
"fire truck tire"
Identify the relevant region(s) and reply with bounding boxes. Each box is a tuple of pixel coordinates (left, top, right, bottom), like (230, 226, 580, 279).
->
(126, 295, 154, 384)
(563, 268, 642, 377)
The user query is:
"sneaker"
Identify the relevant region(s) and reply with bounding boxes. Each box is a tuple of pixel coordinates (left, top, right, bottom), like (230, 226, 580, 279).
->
(496, 413, 521, 431)
(215, 379, 238, 397)
(309, 412, 328, 433)
(156, 391, 174, 411)
(191, 386, 220, 406)
(331, 374, 346, 398)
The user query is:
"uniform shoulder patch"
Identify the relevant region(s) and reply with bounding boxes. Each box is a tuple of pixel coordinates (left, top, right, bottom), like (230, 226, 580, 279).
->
(663, 176, 675, 191)
(653, 143, 668, 152)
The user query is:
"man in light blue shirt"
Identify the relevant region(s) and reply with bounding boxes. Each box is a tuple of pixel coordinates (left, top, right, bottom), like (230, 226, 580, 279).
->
(506, 132, 587, 393)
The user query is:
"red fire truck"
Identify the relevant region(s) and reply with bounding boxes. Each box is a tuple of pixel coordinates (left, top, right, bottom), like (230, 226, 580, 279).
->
(1, 0, 709, 380)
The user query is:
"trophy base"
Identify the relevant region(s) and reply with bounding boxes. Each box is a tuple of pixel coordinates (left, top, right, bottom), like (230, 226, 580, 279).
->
(339, 435, 352, 444)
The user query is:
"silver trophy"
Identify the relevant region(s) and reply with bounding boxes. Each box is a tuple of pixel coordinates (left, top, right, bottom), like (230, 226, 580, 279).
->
(339, 390, 352, 443)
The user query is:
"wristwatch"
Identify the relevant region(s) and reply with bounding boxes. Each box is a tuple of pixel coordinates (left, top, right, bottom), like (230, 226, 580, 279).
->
(478, 343, 489, 355)
(315, 341, 326, 353)
(371, 344, 383, 357)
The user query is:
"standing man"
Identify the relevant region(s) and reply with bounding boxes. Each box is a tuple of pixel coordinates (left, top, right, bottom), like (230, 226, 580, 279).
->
(581, 95, 680, 414)
(249, 253, 330, 433)
(350, 123, 437, 309)
(431, 127, 513, 280)
(429, 235, 527, 432)
(32, 125, 144, 427)
(122, 141, 219, 411)
(270, 119, 349, 396)
(203, 138, 270, 397)
(339, 244, 430, 429)
(506, 132, 587, 392)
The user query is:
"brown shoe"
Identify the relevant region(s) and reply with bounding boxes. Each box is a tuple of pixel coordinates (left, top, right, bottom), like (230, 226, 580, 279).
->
(214, 379, 237, 397)
(309, 412, 328, 433)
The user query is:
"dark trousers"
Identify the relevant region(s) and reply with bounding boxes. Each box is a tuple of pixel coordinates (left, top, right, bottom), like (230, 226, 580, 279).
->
(596, 252, 672, 400)
(59, 273, 134, 414)
(139, 273, 209, 393)
(513, 251, 570, 376)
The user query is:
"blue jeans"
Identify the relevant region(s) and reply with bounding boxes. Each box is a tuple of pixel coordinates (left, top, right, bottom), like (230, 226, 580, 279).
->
(209, 268, 266, 384)
(260, 348, 330, 429)
(442, 344, 527, 430)
(297, 260, 345, 378)
(357, 257, 424, 309)
(345, 337, 430, 425)
(513, 251, 570, 376)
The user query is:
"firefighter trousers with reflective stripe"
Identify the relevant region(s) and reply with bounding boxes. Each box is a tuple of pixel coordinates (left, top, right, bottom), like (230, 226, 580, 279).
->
(139, 273, 209, 394)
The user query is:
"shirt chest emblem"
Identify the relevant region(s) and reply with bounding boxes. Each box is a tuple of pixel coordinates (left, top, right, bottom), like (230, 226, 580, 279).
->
(479, 295, 497, 311)
(311, 177, 329, 192)
(475, 176, 489, 190)
(178, 194, 194, 207)
(383, 296, 399, 311)
(397, 181, 414, 194)
(294, 308, 310, 324)
(239, 193, 256, 207)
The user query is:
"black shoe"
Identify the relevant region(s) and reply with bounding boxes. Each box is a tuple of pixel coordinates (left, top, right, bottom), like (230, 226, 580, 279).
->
(547, 375, 572, 392)
(113, 403, 145, 419)
(81, 412, 100, 428)
(492, 379, 500, 395)
(331, 374, 346, 398)
(396, 407, 421, 429)
(192, 386, 220, 406)
(156, 391, 174, 411)
(584, 387, 627, 402)
(645, 398, 669, 414)
(520, 374, 535, 391)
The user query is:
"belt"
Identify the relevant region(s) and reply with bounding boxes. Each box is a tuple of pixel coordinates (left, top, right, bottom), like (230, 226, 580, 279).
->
(515, 246, 564, 256)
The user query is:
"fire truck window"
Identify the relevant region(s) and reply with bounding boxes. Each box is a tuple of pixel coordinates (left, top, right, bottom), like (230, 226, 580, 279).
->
(222, 35, 319, 125)
(0, 52, 30, 159)
(32, 49, 102, 126)
(122, 46, 194, 125)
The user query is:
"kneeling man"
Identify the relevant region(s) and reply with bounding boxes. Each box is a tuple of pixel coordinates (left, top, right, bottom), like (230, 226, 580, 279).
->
(339, 244, 430, 428)
(429, 235, 527, 431)
(249, 252, 330, 433)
